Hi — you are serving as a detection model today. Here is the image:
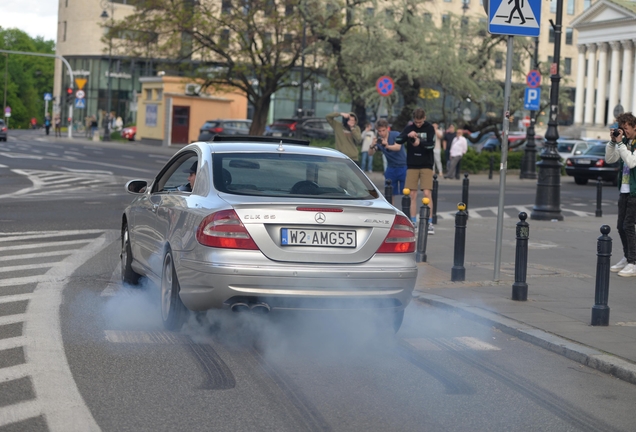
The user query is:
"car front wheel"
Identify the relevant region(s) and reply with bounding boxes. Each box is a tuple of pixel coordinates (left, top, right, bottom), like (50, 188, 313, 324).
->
(121, 224, 142, 285)
(574, 177, 588, 185)
(161, 250, 188, 331)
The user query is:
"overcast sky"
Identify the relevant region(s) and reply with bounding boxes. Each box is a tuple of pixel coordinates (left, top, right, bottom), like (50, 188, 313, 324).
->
(0, 1, 58, 41)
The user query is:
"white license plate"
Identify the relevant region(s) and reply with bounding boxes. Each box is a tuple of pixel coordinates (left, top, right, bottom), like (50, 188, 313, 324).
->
(272, 132, 282, 137)
(281, 228, 356, 248)
(577, 159, 591, 164)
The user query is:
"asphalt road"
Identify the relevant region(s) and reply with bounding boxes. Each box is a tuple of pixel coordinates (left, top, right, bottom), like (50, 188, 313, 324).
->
(1, 130, 634, 431)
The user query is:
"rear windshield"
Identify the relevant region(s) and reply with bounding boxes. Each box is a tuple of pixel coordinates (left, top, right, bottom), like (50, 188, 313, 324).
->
(557, 142, 574, 152)
(273, 119, 297, 125)
(585, 145, 605, 156)
(202, 121, 219, 129)
(212, 153, 379, 199)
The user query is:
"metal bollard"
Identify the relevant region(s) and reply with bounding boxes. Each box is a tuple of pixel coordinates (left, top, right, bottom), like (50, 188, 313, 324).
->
(512, 212, 529, 301)
(591, 225, 612, 326)
(416, 198, 431, 262)
(462, 173, 469, 215)
(402, 188, 411, 220)
(489, 156, 494, 180)
(432, 174, 438, 224)
(451, 202, 467, 281)
(384, 179, 393, 205)
(596, 177, 603, 218)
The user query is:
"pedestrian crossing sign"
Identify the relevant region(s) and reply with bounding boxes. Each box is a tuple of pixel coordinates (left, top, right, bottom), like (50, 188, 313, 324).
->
(489, 0, 541, 37)
(74, 98, 86, 109)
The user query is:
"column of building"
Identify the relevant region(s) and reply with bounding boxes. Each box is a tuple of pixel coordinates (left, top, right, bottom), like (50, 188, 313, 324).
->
(582, 43, 596, 125)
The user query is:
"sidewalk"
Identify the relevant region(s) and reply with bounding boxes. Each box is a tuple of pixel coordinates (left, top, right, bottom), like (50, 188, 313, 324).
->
(412, 204, 636, 385)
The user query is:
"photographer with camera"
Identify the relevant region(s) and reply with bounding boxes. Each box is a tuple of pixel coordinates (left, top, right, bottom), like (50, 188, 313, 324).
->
(606, 112, 636, 277)
(368, 119, 405, 206)
(394, 108, 436, 235)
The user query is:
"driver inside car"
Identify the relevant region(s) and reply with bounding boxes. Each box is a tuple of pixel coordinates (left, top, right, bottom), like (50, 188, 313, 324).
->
(178, 161, 197, 192)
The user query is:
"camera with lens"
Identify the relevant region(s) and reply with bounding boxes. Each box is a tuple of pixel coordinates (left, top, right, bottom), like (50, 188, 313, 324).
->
(612, 129, 623, 138)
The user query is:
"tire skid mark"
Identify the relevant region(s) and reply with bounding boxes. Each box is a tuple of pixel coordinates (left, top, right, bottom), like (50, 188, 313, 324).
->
(432, 338, 622, 432)
(396, 339, 475, 395)
(186, 341, 236, 390)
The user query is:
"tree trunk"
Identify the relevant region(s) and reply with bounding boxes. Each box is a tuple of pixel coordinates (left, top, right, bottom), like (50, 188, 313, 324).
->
(249, 94, 272, 136)
(392, 77, 420, 131)
(351, 96, 367, 128)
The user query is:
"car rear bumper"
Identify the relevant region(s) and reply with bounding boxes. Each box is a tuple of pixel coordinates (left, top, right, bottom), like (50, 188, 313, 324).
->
(176, 256, 417, 312)
(565, 166, 617, 180)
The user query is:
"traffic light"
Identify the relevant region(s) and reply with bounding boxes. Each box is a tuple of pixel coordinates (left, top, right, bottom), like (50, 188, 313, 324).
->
(66, 87, 74, 104)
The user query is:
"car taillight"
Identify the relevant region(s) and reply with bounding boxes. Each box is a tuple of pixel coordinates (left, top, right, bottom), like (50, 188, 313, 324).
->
(210, 127, 224, 133)
(595, 160, 605, 167)
(1, 127, 6, 132)
(289, 122, 297, 131)
(196, 210, 258, 250)
(376, 215, 415, 253)
(565, 159, 573, 166)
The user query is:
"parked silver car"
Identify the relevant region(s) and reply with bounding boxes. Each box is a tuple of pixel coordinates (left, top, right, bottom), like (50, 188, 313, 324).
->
(121, 136, 417, 332)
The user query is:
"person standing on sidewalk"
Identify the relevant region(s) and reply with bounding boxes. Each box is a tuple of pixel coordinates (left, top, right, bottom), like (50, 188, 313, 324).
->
(44, 114, 51, 136)
(443, 124, 456, 175)
(395, 108, 436, 235)
(326, 112, 362, 165)
(445, 129, 468, 179)
(368, 119, 405, 206)
(432, 122, 444, 176)
(54, 116, 62, 137)
(606, 112, 636, 277)
(360, 122, 375, 173)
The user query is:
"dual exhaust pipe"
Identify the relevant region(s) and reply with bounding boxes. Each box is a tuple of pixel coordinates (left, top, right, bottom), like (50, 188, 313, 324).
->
(230, 302, 270, 314)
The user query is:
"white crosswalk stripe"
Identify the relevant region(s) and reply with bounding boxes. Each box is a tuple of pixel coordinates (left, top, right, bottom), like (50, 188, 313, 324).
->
(435, 204, 594, 220)
(405, 336, 501, 352)
(4, 168, 119, 199)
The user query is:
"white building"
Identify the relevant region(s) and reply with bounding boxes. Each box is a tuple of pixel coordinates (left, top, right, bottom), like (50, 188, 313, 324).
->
(571, 0, 636, 135)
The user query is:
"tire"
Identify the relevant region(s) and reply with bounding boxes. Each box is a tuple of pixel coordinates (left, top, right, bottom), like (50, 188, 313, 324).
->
(121, 224, 142, 285)
(161, 250, 189, 331)
(574, 177, 588, 185)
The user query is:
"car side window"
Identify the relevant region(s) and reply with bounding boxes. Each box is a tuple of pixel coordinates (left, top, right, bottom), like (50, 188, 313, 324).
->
(153, 154, 198, 193)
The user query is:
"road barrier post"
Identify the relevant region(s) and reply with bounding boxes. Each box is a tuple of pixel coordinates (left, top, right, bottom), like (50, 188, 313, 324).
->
(432, 174, 439, 224)
(402, 188, 411, 220)
(591, 225, 612, 326)
(462, 173, 470, 216)
(416, 198, 431, 262)
(596, 177, 603, 218)
(452, 202, 467, 281)
(512, 212, 530, 301)
(384, 179, 393, 205)
(489, 156, 494, 180)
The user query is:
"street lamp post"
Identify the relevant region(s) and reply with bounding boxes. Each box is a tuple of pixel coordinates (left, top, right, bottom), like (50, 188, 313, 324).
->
(520, 38, 539, 179)
(100, 1, 114, 141)
(531, 0, 564, 221)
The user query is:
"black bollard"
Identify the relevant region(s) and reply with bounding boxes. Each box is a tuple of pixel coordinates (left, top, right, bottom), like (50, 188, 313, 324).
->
(451, 203, 467, 281)
(462, 173, 469, 215)
(512, 212, 529, 301)
(402, 188, 411, 221)
(596, 177, 603, 218)
(416, 198, 431, 262)
(489, 155, 494, 180)
(432, 174, 439, 224)
(384, 179, 393, 205)
(591, 225, 612, 326)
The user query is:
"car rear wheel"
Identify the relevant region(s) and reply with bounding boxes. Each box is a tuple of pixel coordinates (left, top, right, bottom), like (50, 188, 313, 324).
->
(121, 224, 141, 285)
(161, 250, 188, 331)
(574, 177, 588, 185)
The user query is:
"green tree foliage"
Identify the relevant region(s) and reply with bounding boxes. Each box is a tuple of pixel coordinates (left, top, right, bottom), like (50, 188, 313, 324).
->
(0, 28, 55, 129)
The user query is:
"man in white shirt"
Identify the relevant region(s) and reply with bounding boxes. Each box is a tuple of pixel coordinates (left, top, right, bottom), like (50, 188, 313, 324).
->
(445, 129, 467, 179)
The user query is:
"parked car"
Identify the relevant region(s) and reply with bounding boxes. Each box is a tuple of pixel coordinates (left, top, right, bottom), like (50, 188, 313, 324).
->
(564, 144, 619, 185)
(0, 119, 7, 141)
(197, 119, 252, 141)
(121, 126, 136, 141)
(478, 133, 543, 153)
(265, 117, 334, 139)
(121, 135, 417, 332)
(557, 139, 590, 160)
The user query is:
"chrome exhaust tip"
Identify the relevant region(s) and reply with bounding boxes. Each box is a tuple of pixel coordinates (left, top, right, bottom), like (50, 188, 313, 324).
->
(230, 302, 250, 313)
(250, 303, 271, 314)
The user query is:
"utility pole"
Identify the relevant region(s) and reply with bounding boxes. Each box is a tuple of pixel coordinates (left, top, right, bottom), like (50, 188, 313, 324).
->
(100, 1, 115, 141)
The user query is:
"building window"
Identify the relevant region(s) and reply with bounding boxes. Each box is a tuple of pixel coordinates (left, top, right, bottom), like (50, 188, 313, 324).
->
(283, 33, 293, 52)
(264, 0, 275, 16)
(145, 89, 152, 100)
(366, 7, 374, 16)
(442, 14, 450, 26)
(495, 52, 503, 69)
(585, 59, 588, 76)
(564, 58, 572, 75)
(156, 89, 163, 100)
(262, 32, 272, 46)
(567, 0, 575, 14)
(583, 0, 591, 10)
(423, 12, 432, 22)
(444, 0, 452, 3)
(548, 55, 553, 65)
(221, 0, 231, 14)
(565, 28, 573, 45)
(549, 28, 554, 43)
(385, 9, 394, 18)
(461, 17, 469, 28)
(63, 21, 67, 41)
(285, 0, 293, 16)
(550, 0, 556, 13)
(220, 29, 230, 48)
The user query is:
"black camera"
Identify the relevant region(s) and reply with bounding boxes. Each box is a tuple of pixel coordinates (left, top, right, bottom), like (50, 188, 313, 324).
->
(376, 137, 384, 146)
(612, 129, 623, 138)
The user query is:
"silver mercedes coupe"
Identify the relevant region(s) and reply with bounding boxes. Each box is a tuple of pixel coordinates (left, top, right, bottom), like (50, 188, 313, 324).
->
(121, 136, 417, 332)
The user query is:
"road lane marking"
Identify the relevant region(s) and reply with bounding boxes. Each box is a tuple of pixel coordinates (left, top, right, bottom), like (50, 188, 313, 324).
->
(0, 239, 92, 252)
(0, 400, 43, 428)
(0, 336, 26, 351)
(0, 229, 105, 242)
(405, 337, 500, 352)
(0, 294, 32, 304)
(0, 364, 30, 383)
(0, 251, 72, 262)
(0, 263, 58, 273)
(453, 336, 500, 351)
(0, 314, 26, 326)
(104, 330, 189, 344)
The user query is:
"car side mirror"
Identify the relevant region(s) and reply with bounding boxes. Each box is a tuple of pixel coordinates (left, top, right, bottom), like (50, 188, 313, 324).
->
(126, 179, 148, 194)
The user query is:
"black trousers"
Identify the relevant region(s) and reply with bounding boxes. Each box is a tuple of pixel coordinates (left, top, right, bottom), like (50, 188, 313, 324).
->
(617, 193, 636, 263)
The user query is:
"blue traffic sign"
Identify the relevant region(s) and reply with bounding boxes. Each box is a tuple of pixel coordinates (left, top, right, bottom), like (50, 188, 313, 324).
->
(74, 98, 86, 109)
(44, 93, 52, 101)
(376, 76, 394, 96)
(489, 0, 541, 37)
(526, 70, 541, 88)
(524, 87, 541, 111)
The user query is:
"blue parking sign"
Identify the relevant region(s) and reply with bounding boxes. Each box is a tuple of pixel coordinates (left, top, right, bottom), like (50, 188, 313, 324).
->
(524, 87, 541, 111)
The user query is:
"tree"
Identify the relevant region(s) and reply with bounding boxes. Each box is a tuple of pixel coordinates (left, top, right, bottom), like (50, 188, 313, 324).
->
(111, 0, 310, 135)
(0, 28, 55, 128)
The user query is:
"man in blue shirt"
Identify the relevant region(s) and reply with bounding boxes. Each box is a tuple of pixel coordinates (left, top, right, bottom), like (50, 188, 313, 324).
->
(369, 119, 406, 206)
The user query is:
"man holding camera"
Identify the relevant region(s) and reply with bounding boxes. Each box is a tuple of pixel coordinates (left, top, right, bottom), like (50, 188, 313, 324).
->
(395, 108, 436, 234)
(606, 112, 636, 277)
(368, 119, 405, 206)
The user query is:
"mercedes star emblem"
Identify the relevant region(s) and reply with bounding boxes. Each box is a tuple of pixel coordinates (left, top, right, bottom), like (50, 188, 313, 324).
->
(315, 213, 326, 224)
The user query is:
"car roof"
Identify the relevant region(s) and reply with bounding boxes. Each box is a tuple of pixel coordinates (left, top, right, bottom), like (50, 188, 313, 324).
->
(181, 141, 345, 158)
(203, 119, 251, 123)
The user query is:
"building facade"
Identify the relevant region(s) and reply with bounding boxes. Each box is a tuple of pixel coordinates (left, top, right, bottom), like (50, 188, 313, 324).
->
(571, 0, 636, 134)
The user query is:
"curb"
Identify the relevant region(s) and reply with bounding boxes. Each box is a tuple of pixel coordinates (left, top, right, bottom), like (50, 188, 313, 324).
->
(415, 293, 636, 386)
